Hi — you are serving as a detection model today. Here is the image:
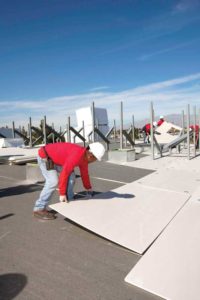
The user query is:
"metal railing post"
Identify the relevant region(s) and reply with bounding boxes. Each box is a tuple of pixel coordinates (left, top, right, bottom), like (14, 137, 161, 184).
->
(96, 117, 99, 141)
(120, 101, 123, 149)
(43, 116, 47, 145)
(67, 116, 71, 143)
(181, 110, 185, 148)
(194, 106, 196, 157)
(181, 110, 184, 131)
(91, 102, 95, 142)
(82, 121, 85, 140)
(113, 119, 116, 141)
(187, 104, 190, 160)
(29, 117, 32, 147)
(150, 102, 154, 159)
(12, 121, 15, 138)
(132, 115, 135, 144)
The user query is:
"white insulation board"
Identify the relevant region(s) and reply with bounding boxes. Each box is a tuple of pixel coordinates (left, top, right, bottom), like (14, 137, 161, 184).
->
(125, 188, 200, 300)
(137, 169, 200, 194)
(156, 121, 182, 134)
(50, 182, 189, 254)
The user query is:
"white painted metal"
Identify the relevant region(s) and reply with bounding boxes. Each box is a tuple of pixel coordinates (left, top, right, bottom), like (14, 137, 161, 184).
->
(125, 187, 200, 300)
(0, 146, 38, 156)
(75, 106, 109, 141)
(0, 138, 24, 148)
(50, 181, 189, 254)
(0, 146, 38, 164)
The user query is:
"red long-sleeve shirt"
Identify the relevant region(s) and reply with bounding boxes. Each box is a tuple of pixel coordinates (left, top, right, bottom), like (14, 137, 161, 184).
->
(38, 143, 92, 195)
(190, 125, 199, 133)
(143, 123, 151, 134)
(157, 119, 164, 126)
(190, 125, 199, 139)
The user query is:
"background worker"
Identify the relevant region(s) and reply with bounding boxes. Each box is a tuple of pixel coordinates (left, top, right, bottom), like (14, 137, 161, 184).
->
(157, 115, 165, 127)
(190, 125, 200, 149)
(142, 121, 157, 143)
(33, 142, 105, 220)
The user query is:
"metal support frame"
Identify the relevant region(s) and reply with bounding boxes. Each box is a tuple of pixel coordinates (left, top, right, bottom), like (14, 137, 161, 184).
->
(181, 110, 186, 148)
(132, 115, 135, 143)
(31, 126, 43, 146)
(67, 116, 71, 143)
(193, 106, 196, 157)
(82, 121, 85, 140)
(105, 126, 114, 139)
(45, 123, 63, 142)
(187, 104, 190, 160)
(150, 102, 154, 160)
(12, 121, 15, 138)
(70, 126, 86, 146)
(122, 130, 135, 147)
(93, 127, 110, 150)
(120, 101, 123, 150)
(113, 119, 116, 141)
(13, 129, 30, 144)
(91, 102, 95, 142)
(29, 117, 33, 147)
(43, 116, 47, 145)
(153, 135, 162, 156)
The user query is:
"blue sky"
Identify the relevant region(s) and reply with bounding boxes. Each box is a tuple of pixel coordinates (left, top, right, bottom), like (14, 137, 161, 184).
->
(0, 0, 200, 129)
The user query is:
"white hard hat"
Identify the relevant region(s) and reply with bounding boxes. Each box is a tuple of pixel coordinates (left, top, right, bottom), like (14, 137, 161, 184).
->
(160, 115, 164, 119)
(89, 142, 105, 161)
(153, 121, 157, 127)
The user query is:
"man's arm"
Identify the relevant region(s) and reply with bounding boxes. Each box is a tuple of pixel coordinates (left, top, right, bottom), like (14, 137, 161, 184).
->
(79, 163, 92, 190)
(59, 157, 77, 195)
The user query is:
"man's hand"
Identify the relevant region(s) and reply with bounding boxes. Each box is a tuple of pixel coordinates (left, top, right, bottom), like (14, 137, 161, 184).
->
(85, 190, 94, 199)
(59, 195, 68, 203)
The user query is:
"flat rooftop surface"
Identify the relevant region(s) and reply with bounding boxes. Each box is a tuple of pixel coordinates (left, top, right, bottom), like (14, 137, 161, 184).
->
(0, 163, 164, 300)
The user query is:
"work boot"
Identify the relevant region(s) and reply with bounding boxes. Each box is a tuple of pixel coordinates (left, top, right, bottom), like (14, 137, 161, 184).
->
(33, 209, 56, 220)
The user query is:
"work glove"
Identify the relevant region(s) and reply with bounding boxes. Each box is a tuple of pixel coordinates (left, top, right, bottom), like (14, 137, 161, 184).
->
(59, 195, 68, 203)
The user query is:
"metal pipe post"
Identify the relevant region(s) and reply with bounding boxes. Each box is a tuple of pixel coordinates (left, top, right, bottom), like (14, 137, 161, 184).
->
(29, 117, 32, 147)
(43, 116, 47, 145)
(12, 121, 15, 138)
(186, 104, 190, 160)
(181, 110, 184, 130)
(150, 102, 154, 159)
(120, 101, 123, 150)
(181, 110, 186, 148)
(82, 121, 85, 139)
(96, 117, 99, 141)
(132, 115, 135, 143)
(91, 102, 95, 142)
(113, 119, 116, 141)
(194, 106, 196, 157)
(67, 116, 71, 143)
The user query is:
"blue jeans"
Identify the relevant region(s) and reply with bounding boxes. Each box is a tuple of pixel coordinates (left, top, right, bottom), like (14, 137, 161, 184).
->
(143, 131, 150, 143)
(34, 156, 75, 211)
